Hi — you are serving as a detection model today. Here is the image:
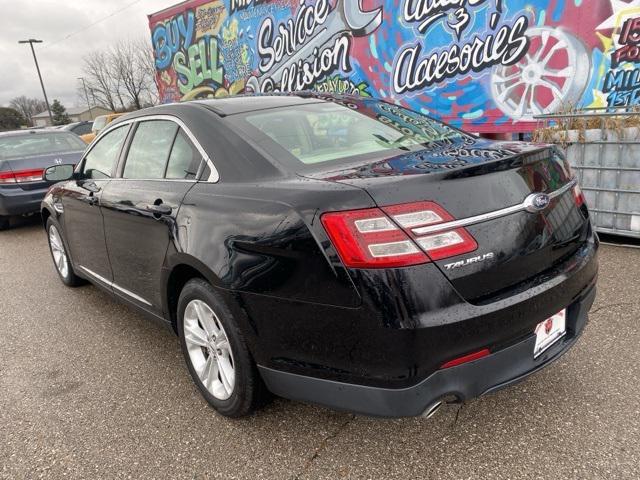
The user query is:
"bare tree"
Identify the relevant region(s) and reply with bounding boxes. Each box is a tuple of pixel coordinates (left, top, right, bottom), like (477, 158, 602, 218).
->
(82, 51, 121, 111)
(9, 96, 47, 126)
(135, 38, 159, 106)
(112, 39, 157, 109)
(80, 38, 158, 112)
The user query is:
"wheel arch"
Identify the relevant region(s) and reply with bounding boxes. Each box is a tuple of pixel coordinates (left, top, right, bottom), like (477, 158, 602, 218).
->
(41, 206, 53, 228)
(163, 254, 263, 362)
(163, 256, 211, 333)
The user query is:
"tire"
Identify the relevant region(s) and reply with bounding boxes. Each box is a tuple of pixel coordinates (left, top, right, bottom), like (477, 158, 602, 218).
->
(177, 278, 267, 417)
(46, 218, 84, 287)
(0, 216, 10, 231)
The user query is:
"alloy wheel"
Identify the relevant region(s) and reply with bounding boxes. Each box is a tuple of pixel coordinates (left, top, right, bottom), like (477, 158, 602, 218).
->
(183, 299, 236, 400)
(49, 225, 69, 278)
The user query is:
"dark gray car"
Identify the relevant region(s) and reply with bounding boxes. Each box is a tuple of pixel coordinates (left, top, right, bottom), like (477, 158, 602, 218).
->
(0, 130, 85, 229)
(58, 121, 94, 137)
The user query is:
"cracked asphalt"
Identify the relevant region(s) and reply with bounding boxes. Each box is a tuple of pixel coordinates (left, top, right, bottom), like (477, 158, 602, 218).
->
(1, 220, 639, 479)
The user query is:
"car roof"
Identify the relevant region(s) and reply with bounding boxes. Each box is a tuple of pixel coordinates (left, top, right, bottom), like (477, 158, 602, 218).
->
(116, 93, 357, 120)
(191, 93, 331, 116)
(105, 93, 393, 135)
(0, 129, 73, 138)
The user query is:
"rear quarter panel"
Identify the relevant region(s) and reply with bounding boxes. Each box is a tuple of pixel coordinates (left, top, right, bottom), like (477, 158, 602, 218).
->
(171, 179, 369, 308)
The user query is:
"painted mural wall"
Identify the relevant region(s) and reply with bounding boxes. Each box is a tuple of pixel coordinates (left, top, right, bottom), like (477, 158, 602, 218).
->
(148, 0, 640, 133)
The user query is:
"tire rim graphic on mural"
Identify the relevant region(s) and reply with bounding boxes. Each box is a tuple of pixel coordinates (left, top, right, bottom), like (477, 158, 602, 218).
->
(491, 27, 591, 121)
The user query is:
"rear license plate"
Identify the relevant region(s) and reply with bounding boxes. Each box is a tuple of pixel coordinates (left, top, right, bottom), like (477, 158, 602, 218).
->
(534, 309, 567, 358)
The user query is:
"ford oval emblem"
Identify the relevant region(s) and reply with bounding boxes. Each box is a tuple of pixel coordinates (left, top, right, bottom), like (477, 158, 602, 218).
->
(524, 193, 551, 213)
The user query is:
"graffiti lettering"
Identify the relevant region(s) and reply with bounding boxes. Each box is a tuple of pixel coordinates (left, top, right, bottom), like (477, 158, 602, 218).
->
(603, 69, 640, 108)
(393, 15, 529, 94)
(148, 0, 614, 132)
(404, 0, 489, 34)
(153, 11, 195, 70)
(612, 17, 640, 68)
(266, 36, 351, 92)
(314, 75, 371, 96)
(230, 0, 270, 14)
(196, 4, 225, 32)
(247, 0, 382, 93)
(174, 36, 224, 94)
(256, 1, 331, 73)
(600, 15, 640, 108)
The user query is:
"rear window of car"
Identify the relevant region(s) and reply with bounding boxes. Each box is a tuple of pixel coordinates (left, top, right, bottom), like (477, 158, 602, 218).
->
(72, 122, 93, 136)
(0, 132, 86, 160)
(237, 102, 466, 168)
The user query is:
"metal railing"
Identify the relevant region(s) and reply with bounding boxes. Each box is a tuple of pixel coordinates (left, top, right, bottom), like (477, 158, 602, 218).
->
(534, 107, 640, 239)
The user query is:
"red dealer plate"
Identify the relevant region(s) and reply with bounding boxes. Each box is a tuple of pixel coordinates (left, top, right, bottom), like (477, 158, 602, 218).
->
(534, 309, 567, 359)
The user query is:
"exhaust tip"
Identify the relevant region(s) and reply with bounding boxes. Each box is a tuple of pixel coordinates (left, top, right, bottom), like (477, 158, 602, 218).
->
(422, 401, 443, 419)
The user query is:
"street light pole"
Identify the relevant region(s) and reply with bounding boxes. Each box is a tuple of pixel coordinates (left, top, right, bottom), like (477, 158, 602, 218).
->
(78, 77, 93, 120)
(18, 39, 53, 125)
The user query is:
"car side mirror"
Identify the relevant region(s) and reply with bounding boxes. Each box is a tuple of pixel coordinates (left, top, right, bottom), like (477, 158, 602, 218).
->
(43, 164, 75, 182)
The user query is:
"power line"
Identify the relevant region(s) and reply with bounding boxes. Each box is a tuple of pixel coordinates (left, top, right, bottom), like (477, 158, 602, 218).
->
(44, 0, 145, 49)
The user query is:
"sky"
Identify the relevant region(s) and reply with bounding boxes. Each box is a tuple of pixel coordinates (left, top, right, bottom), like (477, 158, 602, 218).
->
(0, 0, 179, 108)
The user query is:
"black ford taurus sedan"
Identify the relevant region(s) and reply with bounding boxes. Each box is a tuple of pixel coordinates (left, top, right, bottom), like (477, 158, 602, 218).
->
(41, 93, 598, 418)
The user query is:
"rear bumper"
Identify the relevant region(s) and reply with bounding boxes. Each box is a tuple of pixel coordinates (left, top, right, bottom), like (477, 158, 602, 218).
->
(259, 282, 596, 417)
(0, 185, 49, 216)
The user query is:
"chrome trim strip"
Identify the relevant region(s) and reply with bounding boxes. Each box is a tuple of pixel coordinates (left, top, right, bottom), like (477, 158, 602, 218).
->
(78, 266, 152, 306)
(78, 266, 111, 285)
(411, 179, 578, 236)
(84, 114, 220, 183)
(111, 283, 153, 306)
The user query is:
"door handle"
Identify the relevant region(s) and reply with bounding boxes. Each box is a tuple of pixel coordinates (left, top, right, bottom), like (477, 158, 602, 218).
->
(146, 203, 172, 216)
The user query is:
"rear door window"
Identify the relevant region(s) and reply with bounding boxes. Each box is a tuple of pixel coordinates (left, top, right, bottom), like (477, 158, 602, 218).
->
(82, 125, 129, 179)
(165, 130, 202, 180)
(123, 120, 178, 179)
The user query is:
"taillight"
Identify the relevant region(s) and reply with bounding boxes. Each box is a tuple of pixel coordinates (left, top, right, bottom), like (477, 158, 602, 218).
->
(0, 168, 44, 184)
(381, 201, 477, 261)
(321, 201, 477, 269)
(321, 208, 429, 268)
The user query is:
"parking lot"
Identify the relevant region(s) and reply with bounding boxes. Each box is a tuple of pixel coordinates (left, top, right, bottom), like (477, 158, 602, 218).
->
(0, 219, 638, 479)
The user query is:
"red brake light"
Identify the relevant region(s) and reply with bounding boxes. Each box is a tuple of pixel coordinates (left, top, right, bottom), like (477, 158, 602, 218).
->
(440, 348, 490, 369)
(0, 170, 15, 184)
(321, 201, 478, 269)
(0, 168, 44, 184)
(321, 208, 429, 268)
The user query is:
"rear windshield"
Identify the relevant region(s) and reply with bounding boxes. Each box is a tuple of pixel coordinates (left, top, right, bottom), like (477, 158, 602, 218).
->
(0, 132, 86, 160)
(235, 101, 467, 168)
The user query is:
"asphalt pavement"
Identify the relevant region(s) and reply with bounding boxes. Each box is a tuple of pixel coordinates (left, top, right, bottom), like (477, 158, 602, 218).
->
(1, 219, 639, 479)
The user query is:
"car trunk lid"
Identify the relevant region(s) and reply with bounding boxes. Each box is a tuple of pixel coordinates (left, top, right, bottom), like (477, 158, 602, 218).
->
(305, 138, 590, 303)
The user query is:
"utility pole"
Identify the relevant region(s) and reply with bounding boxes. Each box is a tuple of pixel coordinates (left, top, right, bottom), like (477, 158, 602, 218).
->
(78, 77, 93, 120)
(18, 39, 53, 125)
